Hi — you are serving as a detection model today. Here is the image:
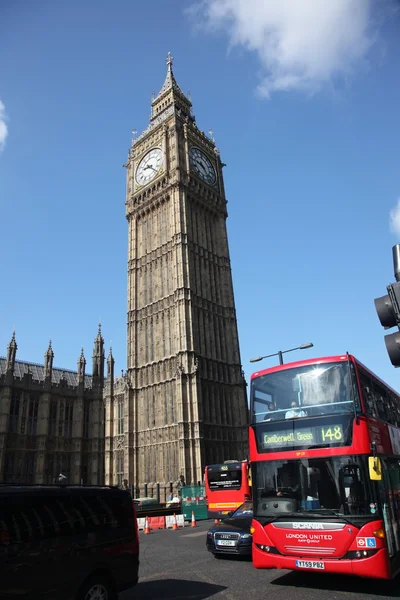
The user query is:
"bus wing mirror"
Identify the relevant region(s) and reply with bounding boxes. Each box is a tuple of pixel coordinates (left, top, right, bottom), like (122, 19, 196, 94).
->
(368, 456, 382, 481)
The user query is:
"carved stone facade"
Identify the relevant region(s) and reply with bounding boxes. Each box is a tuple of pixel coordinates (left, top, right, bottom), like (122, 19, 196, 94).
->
(0, 329, 105, 485)
(105, 55, 248, 496)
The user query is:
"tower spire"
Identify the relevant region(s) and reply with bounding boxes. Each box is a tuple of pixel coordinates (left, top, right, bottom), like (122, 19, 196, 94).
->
(151, 53, 193, 123)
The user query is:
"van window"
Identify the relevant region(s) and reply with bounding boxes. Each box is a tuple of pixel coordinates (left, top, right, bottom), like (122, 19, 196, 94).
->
(0, 491, 134, 546)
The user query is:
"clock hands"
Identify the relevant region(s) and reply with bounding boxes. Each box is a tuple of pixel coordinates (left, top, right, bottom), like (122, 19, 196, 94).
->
(143, 163, 157, 172)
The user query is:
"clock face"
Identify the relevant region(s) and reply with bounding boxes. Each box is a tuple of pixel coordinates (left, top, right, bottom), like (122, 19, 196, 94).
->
(189, 148, 216, 186)
(136, 148, 163, 186)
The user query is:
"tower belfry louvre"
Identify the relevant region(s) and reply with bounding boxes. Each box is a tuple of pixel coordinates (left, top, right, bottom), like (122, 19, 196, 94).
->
(105, 54, 248, 494)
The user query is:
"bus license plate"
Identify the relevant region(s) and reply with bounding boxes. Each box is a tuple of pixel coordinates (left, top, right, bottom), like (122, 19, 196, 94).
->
(217, 540, 236, 547)
(296, 560, 325, 570)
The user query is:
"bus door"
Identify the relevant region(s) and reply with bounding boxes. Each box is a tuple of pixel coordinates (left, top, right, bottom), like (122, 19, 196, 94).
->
(382, 458, 400, 556)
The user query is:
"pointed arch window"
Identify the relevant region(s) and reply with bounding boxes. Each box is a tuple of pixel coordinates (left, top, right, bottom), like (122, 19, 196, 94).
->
(9, 391, 21, 433)
(49, 400, 57, 436)
(64, 400, 73, 438)
(83, 403, 90, 439)
(117, 401, 124, 435)
(27, 394, 39, 435)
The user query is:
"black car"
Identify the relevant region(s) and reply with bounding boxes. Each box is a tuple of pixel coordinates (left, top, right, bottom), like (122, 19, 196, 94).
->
(0, 484, 139, 600)
(206, 501, 253, 557)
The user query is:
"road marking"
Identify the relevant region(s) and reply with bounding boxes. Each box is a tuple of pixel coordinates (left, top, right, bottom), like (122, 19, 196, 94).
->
(183, 531, 206, 537)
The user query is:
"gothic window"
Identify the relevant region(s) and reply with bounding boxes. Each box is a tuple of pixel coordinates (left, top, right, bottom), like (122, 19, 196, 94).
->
(58, 401, 65, 437)
(144, 266, 148, 307)
(26, 395, 39, 436)
(117, 401, 124, 435)
(116, 451, 124, 487)
(150, 317, 154, 362)
(145, 391, 149, 429)
(152, 394, 156, 428)
(64, 400, 73, 438)
(83, 403, 90, 439)
(159, 209, 163, 248)
(46, 453, 54, 484)
(49, 400, 57, 436)
(81, 460, 88, 485)
(9, 391, 21, 434)
(164, 387, 168, 425)
(20, 395, 28, 435)
(22, 452, 35, 484)
(171, 386, 175, 424)
(162, 314, 166, 356)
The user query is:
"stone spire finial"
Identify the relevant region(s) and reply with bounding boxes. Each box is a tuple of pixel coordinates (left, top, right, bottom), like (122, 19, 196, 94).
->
(166, 51, 173, 69)
(5, 331, 17, 373)
(93, 323, 105, 381)
(78, 347, 86, 381)
(107, 346, 115, 379)
(44, 338, 54, 380)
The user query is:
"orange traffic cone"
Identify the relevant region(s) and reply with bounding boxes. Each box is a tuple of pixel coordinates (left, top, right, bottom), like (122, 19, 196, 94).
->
(144, 516, 151, 534)
(191, 511, 197, 527)
(172, 513, 178, 530)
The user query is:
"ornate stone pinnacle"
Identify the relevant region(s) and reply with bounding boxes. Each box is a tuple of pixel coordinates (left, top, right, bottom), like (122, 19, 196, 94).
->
(166, 51, 173, 68)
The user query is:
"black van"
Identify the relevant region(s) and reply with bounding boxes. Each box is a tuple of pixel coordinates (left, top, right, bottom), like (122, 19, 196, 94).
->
(0, 484, 139, 599)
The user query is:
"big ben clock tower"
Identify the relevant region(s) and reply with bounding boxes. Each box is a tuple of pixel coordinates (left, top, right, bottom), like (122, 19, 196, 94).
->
(122, 54, 248, 493)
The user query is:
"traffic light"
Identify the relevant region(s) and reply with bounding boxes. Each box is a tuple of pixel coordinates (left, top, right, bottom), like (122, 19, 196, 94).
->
(374, 245, 400, 367)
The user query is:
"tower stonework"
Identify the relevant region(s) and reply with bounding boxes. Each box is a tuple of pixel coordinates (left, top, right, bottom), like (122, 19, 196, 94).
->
(112, 55, 248, 493)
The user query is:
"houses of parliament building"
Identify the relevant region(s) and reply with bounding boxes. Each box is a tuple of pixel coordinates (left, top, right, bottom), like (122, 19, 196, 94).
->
(0, 55, 249, 496)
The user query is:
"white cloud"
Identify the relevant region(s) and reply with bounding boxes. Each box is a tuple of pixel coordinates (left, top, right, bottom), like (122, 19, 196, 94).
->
(0, 100, 8, 151)
(189, 0, 386, 97)
(390, 199, 400, 237)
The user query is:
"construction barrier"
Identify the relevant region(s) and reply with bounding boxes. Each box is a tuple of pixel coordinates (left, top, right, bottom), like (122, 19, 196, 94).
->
(181, 485, 208, 521)
(165, 514, 185, 529)
(148, 516, 166, 530)
(137, 517, 146, 531)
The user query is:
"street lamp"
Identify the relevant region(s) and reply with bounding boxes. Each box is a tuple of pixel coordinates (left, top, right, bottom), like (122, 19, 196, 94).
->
(250, 342, 314, 365)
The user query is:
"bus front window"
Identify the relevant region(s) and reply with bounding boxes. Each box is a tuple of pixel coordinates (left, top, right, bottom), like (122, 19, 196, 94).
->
(253, 457, 375, 520)
(251, 361, 359, 423)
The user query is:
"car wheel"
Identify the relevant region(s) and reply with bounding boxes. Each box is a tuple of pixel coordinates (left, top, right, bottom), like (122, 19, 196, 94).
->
(77, 576, 116, 600)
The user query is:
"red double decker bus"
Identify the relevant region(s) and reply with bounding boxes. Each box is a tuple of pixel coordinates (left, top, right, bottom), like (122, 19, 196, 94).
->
(205, 460, 251, 519)
(249, 354, 400, 579)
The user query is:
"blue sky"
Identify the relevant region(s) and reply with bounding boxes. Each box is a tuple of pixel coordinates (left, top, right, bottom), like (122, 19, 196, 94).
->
(1, 0, 400, 391)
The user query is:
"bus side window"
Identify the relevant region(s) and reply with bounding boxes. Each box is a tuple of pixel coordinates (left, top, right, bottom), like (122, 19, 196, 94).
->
(373, 382, 388, 421)
(358, 371, 376, 417)
(386, 393, 396, 426)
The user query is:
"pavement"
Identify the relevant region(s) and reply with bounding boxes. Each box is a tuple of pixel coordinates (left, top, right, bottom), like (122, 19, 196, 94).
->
(121, 520, 400, 600)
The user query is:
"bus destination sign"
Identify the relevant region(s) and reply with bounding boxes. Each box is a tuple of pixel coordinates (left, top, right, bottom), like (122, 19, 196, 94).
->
(262, 424, 345, 449)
